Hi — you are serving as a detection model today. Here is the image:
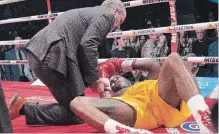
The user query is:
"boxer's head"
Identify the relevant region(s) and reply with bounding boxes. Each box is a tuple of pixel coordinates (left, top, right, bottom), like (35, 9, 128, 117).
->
(109, 75, 132, 93)
(102, 0, 126, 31)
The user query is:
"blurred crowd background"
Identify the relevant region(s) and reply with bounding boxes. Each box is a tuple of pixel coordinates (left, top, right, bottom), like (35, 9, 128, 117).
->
(0, 0, 218, 82)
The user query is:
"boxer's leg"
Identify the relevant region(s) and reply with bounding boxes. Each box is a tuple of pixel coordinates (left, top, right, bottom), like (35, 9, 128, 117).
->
(158, 53, 215, 133)
(22, 51, 83, 125)
(158, 53, 199, 103)
(0, 83, 13, 133)
(70, 97, 136, 132)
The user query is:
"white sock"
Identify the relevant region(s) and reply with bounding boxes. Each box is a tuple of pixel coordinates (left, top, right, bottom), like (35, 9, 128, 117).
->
(104, 119, 127, 133)
(187, 94, 209, 117)
(104, 119, 152, 133)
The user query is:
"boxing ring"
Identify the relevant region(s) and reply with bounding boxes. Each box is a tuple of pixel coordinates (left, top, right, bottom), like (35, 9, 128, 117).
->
(0, 0, 218, 133)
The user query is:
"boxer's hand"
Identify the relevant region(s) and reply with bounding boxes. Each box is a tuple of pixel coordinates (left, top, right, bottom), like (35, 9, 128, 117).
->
(99, 62, 117, 78)
(89, 79, 105, 93)
(107, 58, 123, 71)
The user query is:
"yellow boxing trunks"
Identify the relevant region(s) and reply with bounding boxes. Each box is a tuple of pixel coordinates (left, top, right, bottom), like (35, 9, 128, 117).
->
(112, 80, 191, 130)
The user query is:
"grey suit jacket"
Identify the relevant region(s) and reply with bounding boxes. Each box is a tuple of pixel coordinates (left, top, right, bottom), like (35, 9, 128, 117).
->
(25, 6, 115, 86)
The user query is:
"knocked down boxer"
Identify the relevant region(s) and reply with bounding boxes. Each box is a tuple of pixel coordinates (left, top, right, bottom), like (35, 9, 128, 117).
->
(70, 53, 217, 133)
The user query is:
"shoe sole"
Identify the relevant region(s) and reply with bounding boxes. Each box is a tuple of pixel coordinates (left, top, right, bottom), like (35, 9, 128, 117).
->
(9, 93, 20, 110)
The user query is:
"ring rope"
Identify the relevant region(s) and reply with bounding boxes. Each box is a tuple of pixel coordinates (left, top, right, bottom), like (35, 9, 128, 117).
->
(0, 12, 63, 25)
(123, 0, 168, 8)
(106, 21, 219, 38)
(0, 57, 217, 65)
(0, 21, 218, 45)
(0, 0, 168, 25)
(0, 0, 25, 5)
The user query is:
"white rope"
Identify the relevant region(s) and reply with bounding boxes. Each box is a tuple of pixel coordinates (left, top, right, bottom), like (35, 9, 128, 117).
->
(0, 0, 168, 7)
(0, 21, 218, 45)
(0, 0, 168, 25)
(0, 39, 29, 45)
(0, 57, 217, 65)
(0, 60, 28, 65)
(107, 21, 219, 38)
(0, 12, 64, 25)
(123, 0, 168, 8)
(0, 0, 25, 5)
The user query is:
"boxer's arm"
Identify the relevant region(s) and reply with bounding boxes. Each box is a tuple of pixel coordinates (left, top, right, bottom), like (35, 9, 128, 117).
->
(109, 58, 161, 80)
(100, 87, 128, 98)
(132, 59, 161, 80)
(98, 62, 117, 98)
(112, 88, 128, 97)
(79, 14, 114, 85)
(99, 91, 112, 98)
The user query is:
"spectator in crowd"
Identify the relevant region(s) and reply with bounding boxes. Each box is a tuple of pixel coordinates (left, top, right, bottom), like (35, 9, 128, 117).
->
(139, 35, 147, 49)
(98, 38, 114, 58)
(155, 18, 161, 27)
(192, 29, 210, 56)
(175, 0, 196, 25)
(4, 31, 20, 81)
(145, 20, 153, 28)
(2, 5, 13, 19)
(207, 29, 218, 77)
(141, 33, 168, 58)
(111, 36, 137, 58)
(14, 35, 37, 82)
(4, 50, 20, 81)
(111, 29, 122, 52)
(128, 35, 140, 57)
(208, 12, 215, 22)
(185, 53, 200, 76)
(178, 31, 193, 56)
(191, 29, 212, 77)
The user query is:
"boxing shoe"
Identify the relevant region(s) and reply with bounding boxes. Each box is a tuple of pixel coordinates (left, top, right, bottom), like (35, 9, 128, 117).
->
(196, 109, 216, 133)
(9, 93, 27, 120)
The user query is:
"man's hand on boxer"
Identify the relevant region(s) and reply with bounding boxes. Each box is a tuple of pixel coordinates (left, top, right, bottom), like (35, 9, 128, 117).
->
(89, 79, 105, 93)
(100, 78, 113, 93)
(99, 78, 114, 98)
